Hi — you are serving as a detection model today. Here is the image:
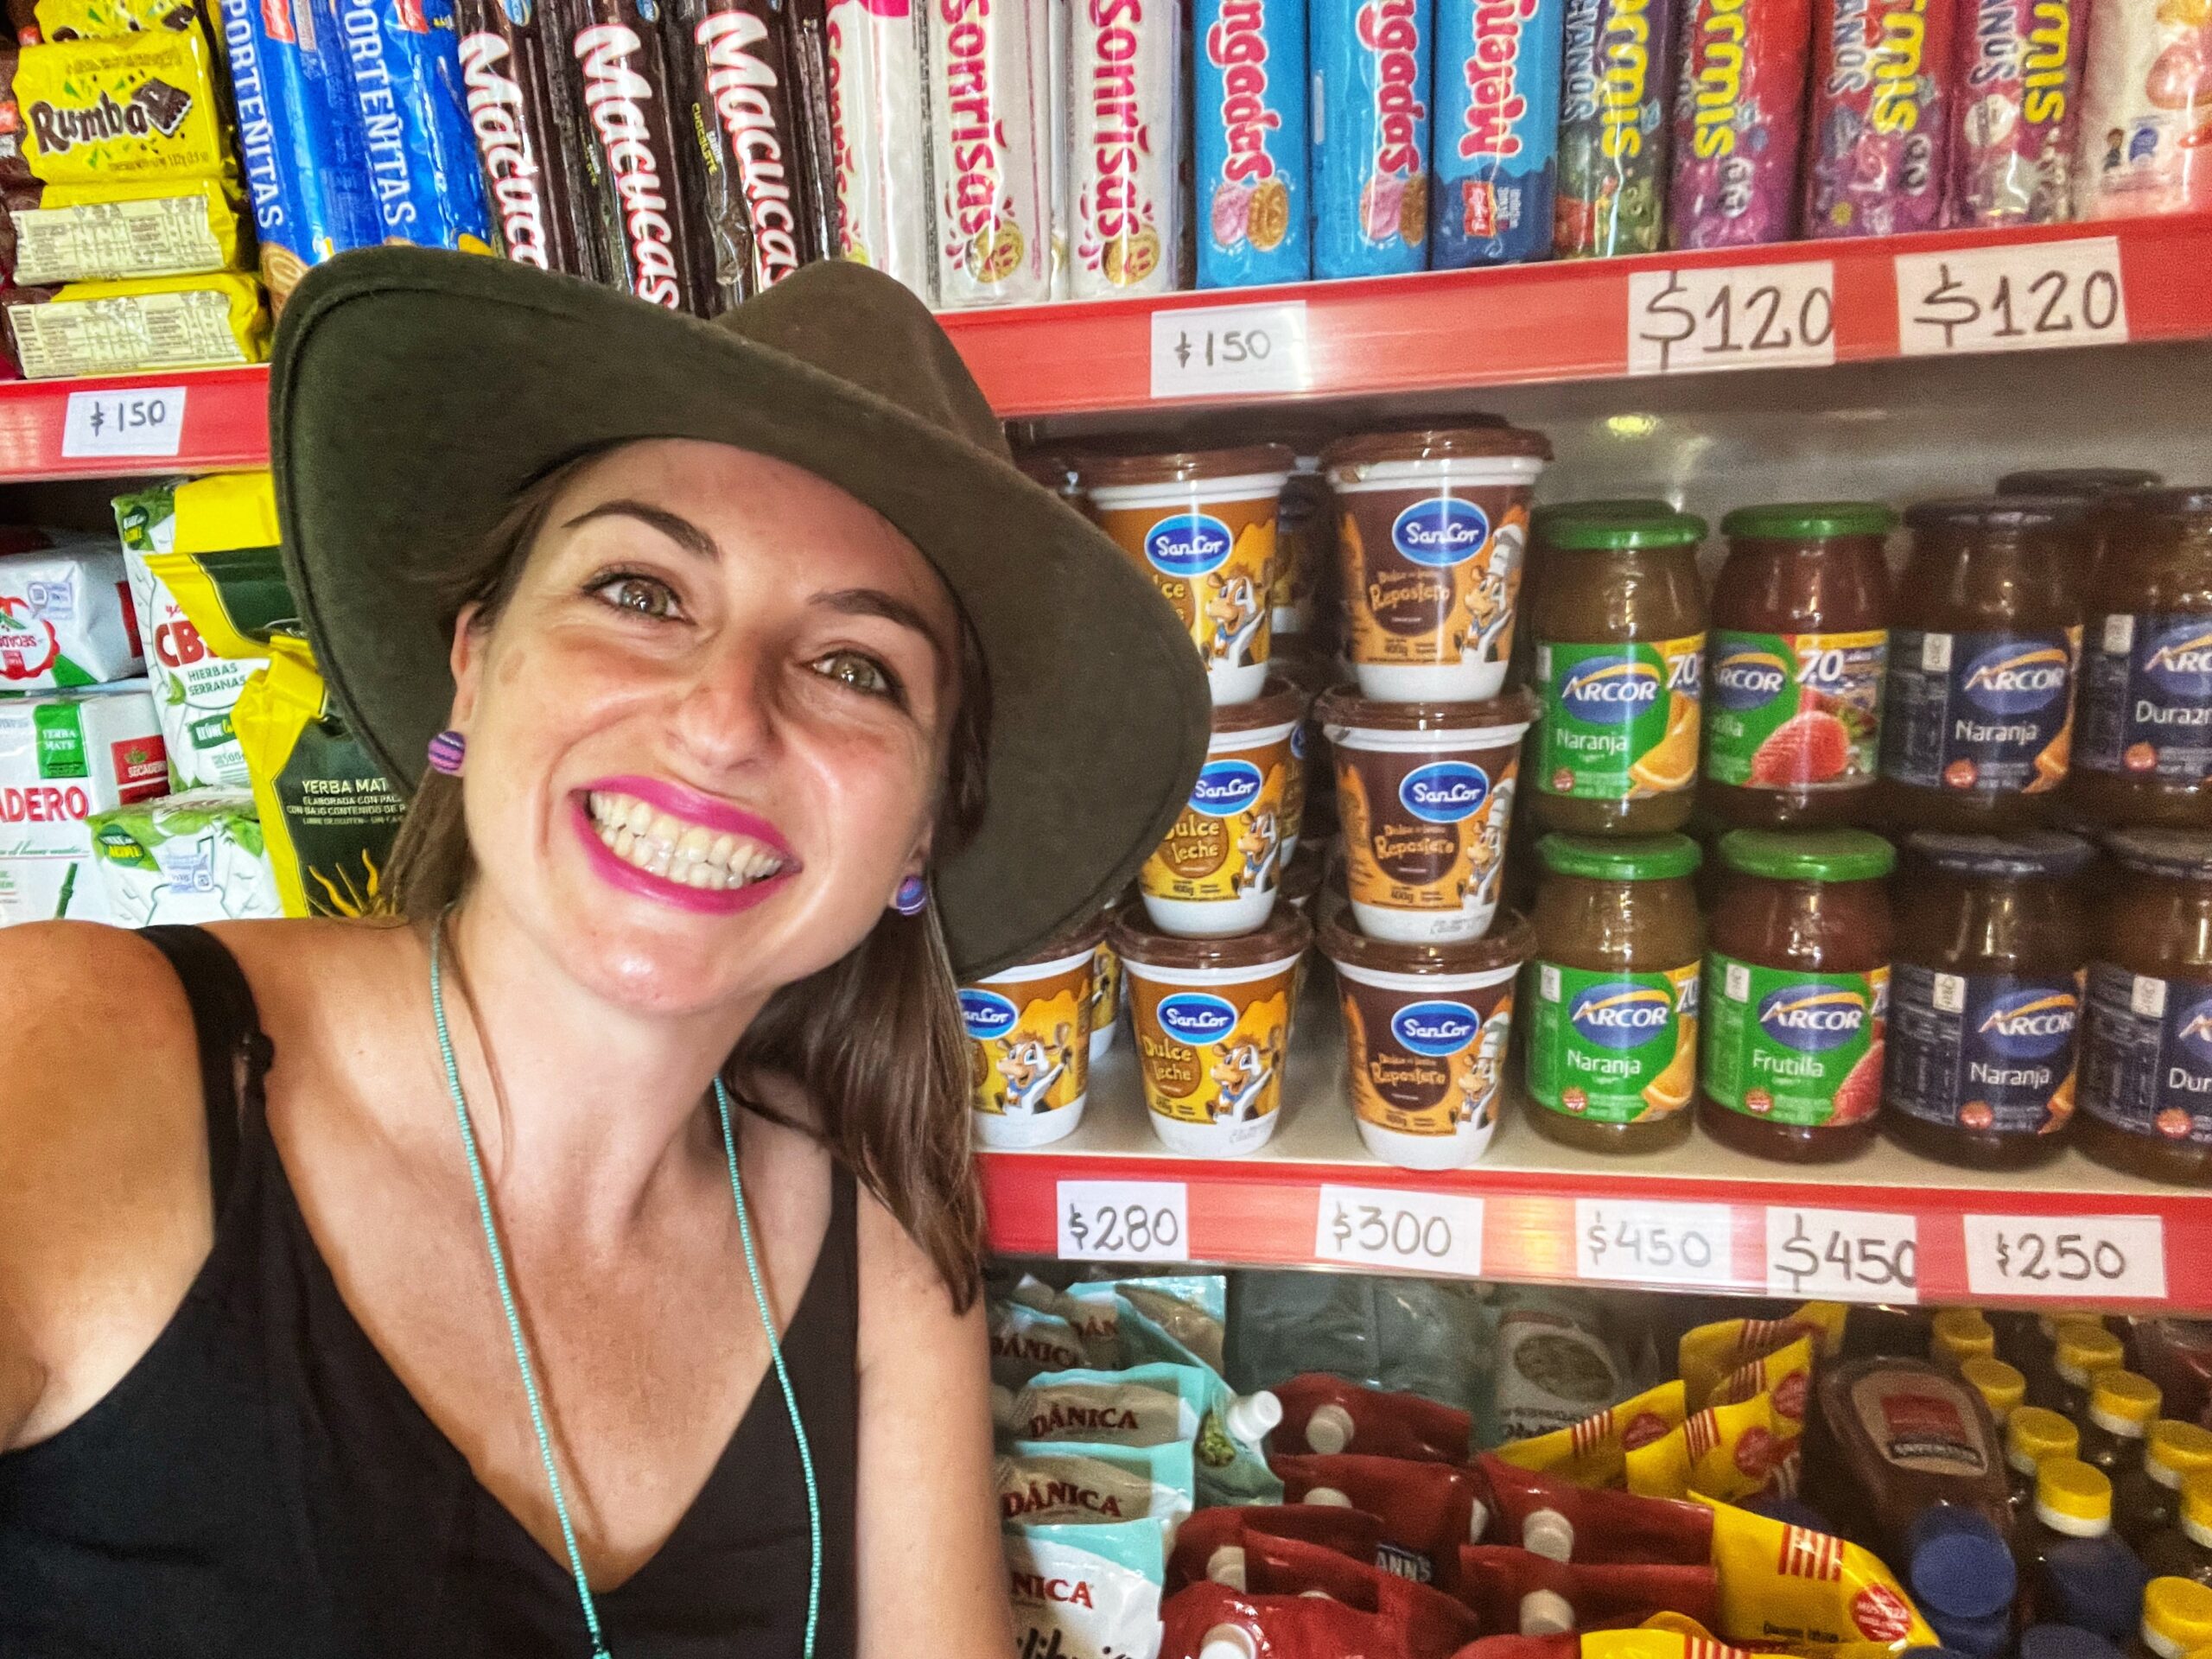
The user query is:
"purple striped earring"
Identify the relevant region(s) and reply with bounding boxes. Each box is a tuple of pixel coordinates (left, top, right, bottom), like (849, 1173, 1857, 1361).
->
(426, 730, 467, 776)
(892, 875, 927, 916)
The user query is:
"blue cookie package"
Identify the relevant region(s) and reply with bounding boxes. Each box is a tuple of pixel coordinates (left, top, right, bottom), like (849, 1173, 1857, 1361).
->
(331, 0, 494, 252)
(1430, 0, 1562, 266)
(1193, 0, 1310, 289)
(1310, 0, 1433, 278)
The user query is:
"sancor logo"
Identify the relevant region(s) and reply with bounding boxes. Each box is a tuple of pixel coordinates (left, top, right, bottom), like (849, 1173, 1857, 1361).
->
(1713, 645, 1789, 711)
(1146, 513, 1234, 577)
(1959, 640, 2069, 715)
(1391, 999, 1480, 1057)
(1157, 992, 1239, 1046)
(1189, 759, 1264, 817)
(1398, 760, 1488, 823)
(1389, 497, 1490, 567)
(1975, 987, 2079, 1060)
(1568, 982, 1675, 1050)
(958, 988, 1019, 1041)
(1557, 653, 1662, 723)
(2145, 621, 2212, 699)
(1756, 984, 1867, 1052)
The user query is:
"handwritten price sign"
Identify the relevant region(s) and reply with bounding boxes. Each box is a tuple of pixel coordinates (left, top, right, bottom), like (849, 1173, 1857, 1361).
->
(1150, 301, 1312, 399)
(1315, 1186, 1485, 1278)
(1574, 1198, 1738, 1288)
(61, 385, 188, 459)
(1055, 1180, 1189, 1262)
(1627, 261, 1836, 376)
(1896, 237, 2128, 356)
(1765, 1206, 1919, 1302)
(1962, 1214, 2165, 1300)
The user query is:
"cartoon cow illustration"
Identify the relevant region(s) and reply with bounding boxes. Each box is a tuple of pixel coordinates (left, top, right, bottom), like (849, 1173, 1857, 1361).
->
(1452, 1022, 1509, 1130)
(1457, 792, 1513, 914)
(1209, 1027, 1286, 1124)
(1446, 528, 1522, 663)
(1202, 570, 1267, 667)
(1231, 806, 1281, 897)
(995, 1024, 1074, 1118)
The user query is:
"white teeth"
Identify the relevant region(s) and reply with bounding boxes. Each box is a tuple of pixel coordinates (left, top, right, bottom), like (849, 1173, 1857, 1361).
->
(626, 798, 654, 834)
(710, 832, 736, 867)
(613, 825, 635, 858)
(677, 823, 712, 861)
(586, 789, 790, 889)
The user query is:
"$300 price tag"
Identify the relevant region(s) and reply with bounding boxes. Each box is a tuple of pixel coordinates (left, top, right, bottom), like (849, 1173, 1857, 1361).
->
(1055, 1180, 1190, 1262)
(1574, 1198, 1738, 1288)
(1626, 261, 1836, 376)
(1895, 237, 2128, 356)
(1765, 1206, 1918, 1302)
(1962, 1213, 2166, 1300)
(1314, 1185, 1484, 1277)
(60, 384, 188, 459)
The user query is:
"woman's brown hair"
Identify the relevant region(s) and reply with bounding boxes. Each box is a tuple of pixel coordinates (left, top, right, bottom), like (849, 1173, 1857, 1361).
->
(381, 450, 989, 1308)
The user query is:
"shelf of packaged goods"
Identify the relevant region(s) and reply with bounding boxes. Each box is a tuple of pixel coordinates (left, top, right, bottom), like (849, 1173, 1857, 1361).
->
(978, 979, 2212, 1313)
(0, 365, 269, 482)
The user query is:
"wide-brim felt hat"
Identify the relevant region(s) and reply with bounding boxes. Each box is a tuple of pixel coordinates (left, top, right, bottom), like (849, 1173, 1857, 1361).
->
(270, 247, 1209, 979)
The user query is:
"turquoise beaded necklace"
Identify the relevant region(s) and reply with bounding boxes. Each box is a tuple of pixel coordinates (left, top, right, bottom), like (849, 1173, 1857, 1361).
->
(429, 919, 821, 1659)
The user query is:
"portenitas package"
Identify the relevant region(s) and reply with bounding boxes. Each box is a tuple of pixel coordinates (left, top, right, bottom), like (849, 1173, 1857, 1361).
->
(0, 680, 167, 924)
(0, 541, 143, 690)
(88, 785, 282, 925)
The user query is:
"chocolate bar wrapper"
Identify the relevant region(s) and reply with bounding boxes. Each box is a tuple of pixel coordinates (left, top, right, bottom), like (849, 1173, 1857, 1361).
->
(35, 0, 208, 40)
(214, 0, 378, 301)
(1804, 0, 1958, 236)
(0, 30, 233, 190)
(3, 267, 265, 377)
(556, 0, 707, 311)
(927, 0, 1052, 305)
(454, 0, 599, 274)
(1949, 0, 2081, 225)
(10, 176, 242, 281)
(665, 0, 819, 310)
(781, 0, 838, 265)
(1066, 0, 1179, 296)
(821, 0, 929, 299)
(1556, 0, 1676, 256)
(329, 0, 493, 250)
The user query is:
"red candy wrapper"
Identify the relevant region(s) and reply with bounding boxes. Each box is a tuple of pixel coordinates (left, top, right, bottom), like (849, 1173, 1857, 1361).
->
(1804, 0, 1960, 235)
(1668, 0, 1813, 245)
(1948, 0, 2082, 223)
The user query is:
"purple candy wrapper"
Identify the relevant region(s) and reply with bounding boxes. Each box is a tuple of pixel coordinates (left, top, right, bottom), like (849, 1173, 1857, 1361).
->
(1804, 0, 1960, 236)
(1949, 0, 2082, 224)
(1668, 0, 1811, 245)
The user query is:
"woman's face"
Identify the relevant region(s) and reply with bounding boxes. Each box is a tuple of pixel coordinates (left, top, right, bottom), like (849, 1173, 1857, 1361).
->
(448, 439, 963, 1016)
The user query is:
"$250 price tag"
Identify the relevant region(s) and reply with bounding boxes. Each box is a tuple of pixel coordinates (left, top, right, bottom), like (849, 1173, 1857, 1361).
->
(1149, 301, 1312, 400)
(1574, 1198, 1738, 1288)
(60, 384, 188, 459)
(1765, 1206, 1918, 1302)
(1895, 236, 2128, 356)
(1055, 1180, 1189, 1262)
(1314, 1185, 1484, 1278)
(1962, 1213, 2165, 1300)
(1627, 261, 1836, 377)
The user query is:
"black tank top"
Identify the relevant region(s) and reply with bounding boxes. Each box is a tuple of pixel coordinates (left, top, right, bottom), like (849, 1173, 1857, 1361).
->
(0, 925, 859, 1659)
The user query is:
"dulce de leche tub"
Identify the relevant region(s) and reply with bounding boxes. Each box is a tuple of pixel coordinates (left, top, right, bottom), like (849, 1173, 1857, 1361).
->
(1319, 684, 1535, 944)
(961, 914, 1108, 1149)
(1324, 426, 1552, 702)
(1320, 908, 1534, 1171)
(1141, 679, 1303, 938)
(1110, 907, 1312, 1157)
(1085, 445, 1294, 705)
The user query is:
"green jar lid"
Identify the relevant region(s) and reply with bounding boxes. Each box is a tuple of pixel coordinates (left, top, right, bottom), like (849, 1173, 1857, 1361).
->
(1539, 832, 1702, 880)
(1532, 497, 1677, 527)
(1718, 828, 1896, 882)
(1721, 501, 1898, 541)
(1541, 507, 1707, 550)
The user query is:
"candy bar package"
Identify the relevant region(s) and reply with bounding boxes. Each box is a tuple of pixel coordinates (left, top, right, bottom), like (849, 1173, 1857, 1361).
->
(8, 177, 242, 283)
(0, 542, 142, 690)
(820, 0, 929, 298)
(1310, 0, 1433, 276)
(1556, 0, 1676, 256)
(1667, 0, 1810, 245)
(35, 0, 208, 38)
(453, 0, 600, 275)
(215, 0, 379, 299)
(556, 0, 708, 311)
(88, 786, 282, 925)
(3, 269, 266, 377)
(1065, 0, 1180, 296)
(664, 0, 823, 309)
(927, 0, 1052, 306)
(0, 29, 234, 191)
(0, 681, 166, 926)
(1046, 0, 1068, 296)
(1432, 0, 1565, 266)
(1804, 0, 1958, 236)
(780, 0, 840, 265)
(2073, 0, 2211, 219)
(330, 0, 494, 251)
(1194, 0, 1308, 286)
(1948, 0, 2082, 225)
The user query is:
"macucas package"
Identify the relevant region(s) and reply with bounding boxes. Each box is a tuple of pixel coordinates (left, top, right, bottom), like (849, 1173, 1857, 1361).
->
(0, 680, 167, 923)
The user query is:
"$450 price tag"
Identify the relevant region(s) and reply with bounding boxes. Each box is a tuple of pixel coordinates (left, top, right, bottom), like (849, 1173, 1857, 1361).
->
(1574, 1198, 1738, 1288)
(1765, 1206, 1918, 1302)
(1149, 301, 1312, 400)
(1315, 1185, 1484, 1278)
(1962, 1213, 2165, 1300)
(1895, 236, 2128, 356)
(1627, 261, 1836, 377)
(1055, 1180, 1189, 1262)
(60, 384, 188, 459)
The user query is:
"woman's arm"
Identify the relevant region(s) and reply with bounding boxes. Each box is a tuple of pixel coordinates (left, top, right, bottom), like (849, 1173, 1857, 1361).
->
(854, 1192, 1012, 1658)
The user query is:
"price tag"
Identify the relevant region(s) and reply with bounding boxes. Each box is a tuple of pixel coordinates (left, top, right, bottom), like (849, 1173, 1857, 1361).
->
(1765, 1206, 1919, 1302)
(1962, 1213, 2166, 1300)
(1626, 261, 1836, 376)
(1056, 1179, 1191, 1262)
(1896, 236, 2128, 356)
(60, 384, 188, 459)
(1149, 301, 1312, 399)
(1574, 1198, 1738, 1287)
(1315, 1185, 1485, 1278)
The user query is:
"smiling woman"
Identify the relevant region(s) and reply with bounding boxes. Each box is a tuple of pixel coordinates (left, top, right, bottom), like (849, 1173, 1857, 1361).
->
(0, 249, 1209, 1659)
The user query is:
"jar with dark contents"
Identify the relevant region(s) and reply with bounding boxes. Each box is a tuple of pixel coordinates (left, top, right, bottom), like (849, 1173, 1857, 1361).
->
(1998, 468, 2165, 501)
(1883, 831, 2093, 1169)
(1879, 498, 2088, 832)
(1700, 830, 1896, 1163)
(2077, 830, 2212, 1185)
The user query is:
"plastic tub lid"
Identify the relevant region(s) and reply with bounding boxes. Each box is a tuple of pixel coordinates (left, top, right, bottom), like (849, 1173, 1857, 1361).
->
(1538, 832, 1702, 881)
(1905, 830, 2095, 878)
(1108, 905, 1313, 970)
(1315, 683, 1538, 734)
(2107, 829, 2212, 880)
(1318, 904, 1535, 977)
(970, 910, 1109, 978)
(1721, 501, 1898, 541)
(1081, 444, 1295, 488)
(1321, 424, 1553, 470)
(2088, 1371, 2162, 1434)
(1906, 1507, 2018, 1620)
(1540, 507, 1707, 550)
(1717, 828, 1897, 882)
(2034, 1458, 2113, 1531)
(1209, 678, 1305, 734)
(1906, 494, 2088, 532)
(1961, 1356, 2026, 1419)
(1997, 467, 2164, 499)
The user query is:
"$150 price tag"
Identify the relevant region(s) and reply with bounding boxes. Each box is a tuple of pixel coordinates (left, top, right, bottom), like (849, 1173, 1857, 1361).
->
(1315, 1185, 1484, 1278)
(1056, 1180, 1189, 1262)
(1765, 1206, 1919, 1302)
(1574, 1198, 1738, 1288)
(60, 384, 188, 459)
(1962, 1213, 2165, 1300)
(1626, 260, 1836, 376)
(1149, 301, 1312, 400)
(1895, 236, 2128, 356)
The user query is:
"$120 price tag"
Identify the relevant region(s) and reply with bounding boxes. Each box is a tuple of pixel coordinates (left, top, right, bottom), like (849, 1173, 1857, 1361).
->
(1149, 301, 1312, 400)
(1574, 1198, 1738, 1288)
(1314, 1185, 1484, 1278)
(1895, 237, 2128, 356)
(1626, 261, 1836, 376)
(60, 384, 188, 459)
(1056, 1180, 1190, 1262)
(1765, 1206, 1918, 1302)
(1962, 1213, 2165, 1300)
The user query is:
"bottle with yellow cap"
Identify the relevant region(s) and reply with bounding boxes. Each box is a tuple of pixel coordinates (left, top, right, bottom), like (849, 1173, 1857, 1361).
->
(2022, 1458, 2152, 1639)
(1965, 1356, 2029, 1426)
(1934, 1309, 2000, 1373)
(2055, 1325, 2133, 1425)
(2133, 1576, 2212, 1658)
(2082, 1370, 2165, 1476)
(2121, 1422, 2212, 1550)
(2012, 1407, 2085, 1533)
(2142, 1470, 2212, 1587)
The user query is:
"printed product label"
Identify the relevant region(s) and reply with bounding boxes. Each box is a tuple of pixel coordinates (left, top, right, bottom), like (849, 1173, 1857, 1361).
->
(928, 0, 1052, 303)
(1141, 730, 1294, 906)
(1703, 628, 1885, 791)
(2077, 611, 2212, 785)
(1554, 0, 1674, 256)
(1309, 0, 1433, 276)
(1069, 0, 1179, 296)
(1332, 737, 1520, 918)
(1196, 0, 1309, 285)
(1271, 474, 1327, 613)
(1433, 0, 1566, 266)
(2079, 963, 2212, 1147)
(1528, 959, 1700, 1122)
(1879, 626, 2080, 795)
(8, 283, 258, 379)
(1338, 972, 1514, 1137)
(1849, 1371, 1994, 1476)
(11, 192, 229, 284)
(1535, 634, 1705, 799)
(1128, 972, 1293, 1128)
(963, 957, 1094, 1120)
(1886, 963, 2082, 1134)
(1702, 953, 1888, 1126)
(1095, 495, 1277, 680)
(1337, 484, 1533, 670)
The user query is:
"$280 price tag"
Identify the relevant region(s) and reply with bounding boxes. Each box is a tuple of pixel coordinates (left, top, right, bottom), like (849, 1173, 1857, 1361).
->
(1574, 1198, 1738, 1288)
(1149, 301, 1312, 400)
(1626, 261, 1836, 376)
(60, 384, 188, 459)
(1962, 1213, 2165, 1300)
(1314, 1185, 1484, 1278)
(1765, 1206, 1918, 1302)
(1895, 237, 2128, 356)
(1055, 1180, 1189, 1262)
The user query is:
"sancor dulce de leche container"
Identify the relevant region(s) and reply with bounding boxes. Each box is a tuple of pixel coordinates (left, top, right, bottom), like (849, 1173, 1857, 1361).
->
(1141, 679, 1302, 938)
(1319, 684, 1534, 944)
(1085, 445, 1295, 705)
(1320, 907, 1532, 1171)
(1110, 906, 1312, 1158)
(1324, 425, 1552, 702)
(961, 914, 1108, 1150)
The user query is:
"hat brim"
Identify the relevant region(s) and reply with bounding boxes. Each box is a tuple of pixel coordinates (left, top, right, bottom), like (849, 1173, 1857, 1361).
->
(270, 250, 1209, 979)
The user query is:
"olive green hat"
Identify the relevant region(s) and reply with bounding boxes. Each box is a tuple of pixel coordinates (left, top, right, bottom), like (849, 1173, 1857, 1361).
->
(269, 247, 1209, 979)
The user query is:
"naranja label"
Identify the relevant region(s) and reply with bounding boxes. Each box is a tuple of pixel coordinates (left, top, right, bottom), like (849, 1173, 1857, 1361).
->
(1535, 635, 1706, 800)
(1141, 728, 1294, 904)
(1338, 485, 1533, 670)
(1528, 960, 1700, 1123)
(1095, 495, 1278, 681)
(1128, 970, 1294, 1129)
(1333, 738, 1518, 915)
(1702, 954, 1888, 1128)
(1704, 629, 1886, 792)
(1880, 627, 2079, 796)
(961, 953, 1093, 1120)
(1338, 971, 1515, 1138)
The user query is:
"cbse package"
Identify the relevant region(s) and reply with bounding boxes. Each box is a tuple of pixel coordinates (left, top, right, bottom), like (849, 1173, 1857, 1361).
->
(0, 681, 167, 924)
(89, 785, 282, 924)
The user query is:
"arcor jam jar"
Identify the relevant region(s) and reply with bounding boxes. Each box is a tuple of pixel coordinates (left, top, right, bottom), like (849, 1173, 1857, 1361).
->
(1883, 831, 2093, 1170)
(1700, 829, 1896, 1163)
(2077, 830, 2212, 1186)
(1140, 680, 1302, 938)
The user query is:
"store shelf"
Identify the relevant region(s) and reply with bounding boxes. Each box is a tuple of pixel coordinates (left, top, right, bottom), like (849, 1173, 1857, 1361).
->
(980, 978, 2212, 1313)
(0, 365, 270, 482)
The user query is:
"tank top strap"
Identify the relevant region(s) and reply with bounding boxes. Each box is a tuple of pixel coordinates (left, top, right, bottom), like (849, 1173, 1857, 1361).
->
(137, 925, 276, 1209)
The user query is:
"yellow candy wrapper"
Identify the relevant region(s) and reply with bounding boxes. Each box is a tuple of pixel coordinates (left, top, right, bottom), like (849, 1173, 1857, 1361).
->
(1680, 1303, 1847, 1413)
(1495, 1380, 1688, 1489)
(1624, 1389, 1798, 1503)
(1698, 1497, 1936, 1653)
(0, 30, 232, 189)
(34, 0, 205, 40)
(1587, 1630, 1753, 1659)
(5, 268, 264, 378)
(11, 176, 242, 283)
